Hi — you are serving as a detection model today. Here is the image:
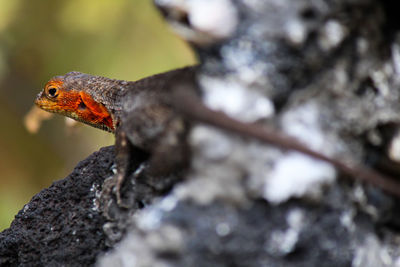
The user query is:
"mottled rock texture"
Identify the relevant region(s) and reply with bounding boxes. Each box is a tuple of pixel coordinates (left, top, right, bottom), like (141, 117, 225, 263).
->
(99, 0, 400, 266)
(0, 146, 114, 266)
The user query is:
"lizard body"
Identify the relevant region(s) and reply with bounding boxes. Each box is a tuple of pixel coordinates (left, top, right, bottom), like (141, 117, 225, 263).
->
(35, 66, 198, 203)
(35, 66, 400, 203)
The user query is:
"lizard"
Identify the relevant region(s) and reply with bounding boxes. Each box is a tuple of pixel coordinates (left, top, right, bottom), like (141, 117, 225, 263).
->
(35, 65, 400, 205)
(35, 66, 198, 205)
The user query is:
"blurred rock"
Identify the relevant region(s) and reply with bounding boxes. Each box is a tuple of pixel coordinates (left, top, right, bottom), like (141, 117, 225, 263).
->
(101, 0, 400, 266)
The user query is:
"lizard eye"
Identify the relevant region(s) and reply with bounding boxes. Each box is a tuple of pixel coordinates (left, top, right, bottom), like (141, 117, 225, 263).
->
(46, 87, 59, 98)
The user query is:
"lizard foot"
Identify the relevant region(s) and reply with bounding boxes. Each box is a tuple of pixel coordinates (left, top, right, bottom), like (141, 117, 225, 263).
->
(99, 163, 131, 217)
(98, 173, 131, 219)
(113, 162, 148, 208)
(99, 175, 119, 220)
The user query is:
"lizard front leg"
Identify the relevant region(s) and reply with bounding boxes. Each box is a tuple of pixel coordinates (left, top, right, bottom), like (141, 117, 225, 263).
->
(113, 128, 134, 206)
(101, 126, 148, 209)
(116, 103, 190, 194)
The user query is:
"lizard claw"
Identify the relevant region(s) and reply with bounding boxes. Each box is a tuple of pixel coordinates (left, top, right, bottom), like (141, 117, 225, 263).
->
(114, 162, 148, 207)
(98, 176, 118, 220)
(99, 172, 130, 217)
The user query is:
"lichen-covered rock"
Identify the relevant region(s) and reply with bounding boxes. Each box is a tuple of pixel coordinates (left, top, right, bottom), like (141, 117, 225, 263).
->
(98, 183, 400, 267)
(99, 0, 400, 266)
(176, 0, 400, 205)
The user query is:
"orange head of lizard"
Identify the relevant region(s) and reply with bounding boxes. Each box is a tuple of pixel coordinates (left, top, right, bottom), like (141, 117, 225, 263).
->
(35, 72, 115, 132)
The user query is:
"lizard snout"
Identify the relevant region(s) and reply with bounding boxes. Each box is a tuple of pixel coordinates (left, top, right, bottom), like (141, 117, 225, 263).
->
(34, 90, 55, 111)
(34, 91, 45, 107)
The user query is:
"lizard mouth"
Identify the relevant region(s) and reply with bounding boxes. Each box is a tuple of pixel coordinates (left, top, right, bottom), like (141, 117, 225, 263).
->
(34, 91, 53, 111)
(34, 91, 74, 116)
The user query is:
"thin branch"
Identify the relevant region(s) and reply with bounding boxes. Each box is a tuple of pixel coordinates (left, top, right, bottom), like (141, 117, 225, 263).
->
(172, 88, 400, 198)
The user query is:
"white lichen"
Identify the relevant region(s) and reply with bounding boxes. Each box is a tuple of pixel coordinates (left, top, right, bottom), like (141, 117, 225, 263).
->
(319, 20, 347, 51)
(156, 0, 238, 44)
(215, 222, 231, 237)
(388, 129, 400, 162)
(352, 235, 393, 267)
(187, 0, 238, 39)
(263, 152, 336, 204)
(285, 19, 307, 45)
(200, 76, 275, 122)
(136, 207, 163, 231)
(265, 209, 305, 256)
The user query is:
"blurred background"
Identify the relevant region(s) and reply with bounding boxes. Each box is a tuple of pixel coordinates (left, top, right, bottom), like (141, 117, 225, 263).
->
(0, 0, 195, 230)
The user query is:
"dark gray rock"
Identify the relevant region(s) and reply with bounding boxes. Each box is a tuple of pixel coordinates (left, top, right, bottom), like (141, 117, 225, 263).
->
(0, 146, 115, 266)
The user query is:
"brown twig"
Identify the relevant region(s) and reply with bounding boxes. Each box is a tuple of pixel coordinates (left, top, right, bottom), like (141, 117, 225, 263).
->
(172, 88, 400, 198)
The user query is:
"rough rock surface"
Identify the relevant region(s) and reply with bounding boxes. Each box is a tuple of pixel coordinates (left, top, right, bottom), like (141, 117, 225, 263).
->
(0, 146, 115, 266)
(3, 0, 400, 266)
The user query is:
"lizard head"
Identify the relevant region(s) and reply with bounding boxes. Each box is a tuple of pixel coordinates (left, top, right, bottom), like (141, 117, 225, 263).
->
(35, 72, 115, 132)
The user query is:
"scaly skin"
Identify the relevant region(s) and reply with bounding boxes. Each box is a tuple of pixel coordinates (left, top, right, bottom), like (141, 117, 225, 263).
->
(35, 66, 197, 205)
(36, 76, 115, 132)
